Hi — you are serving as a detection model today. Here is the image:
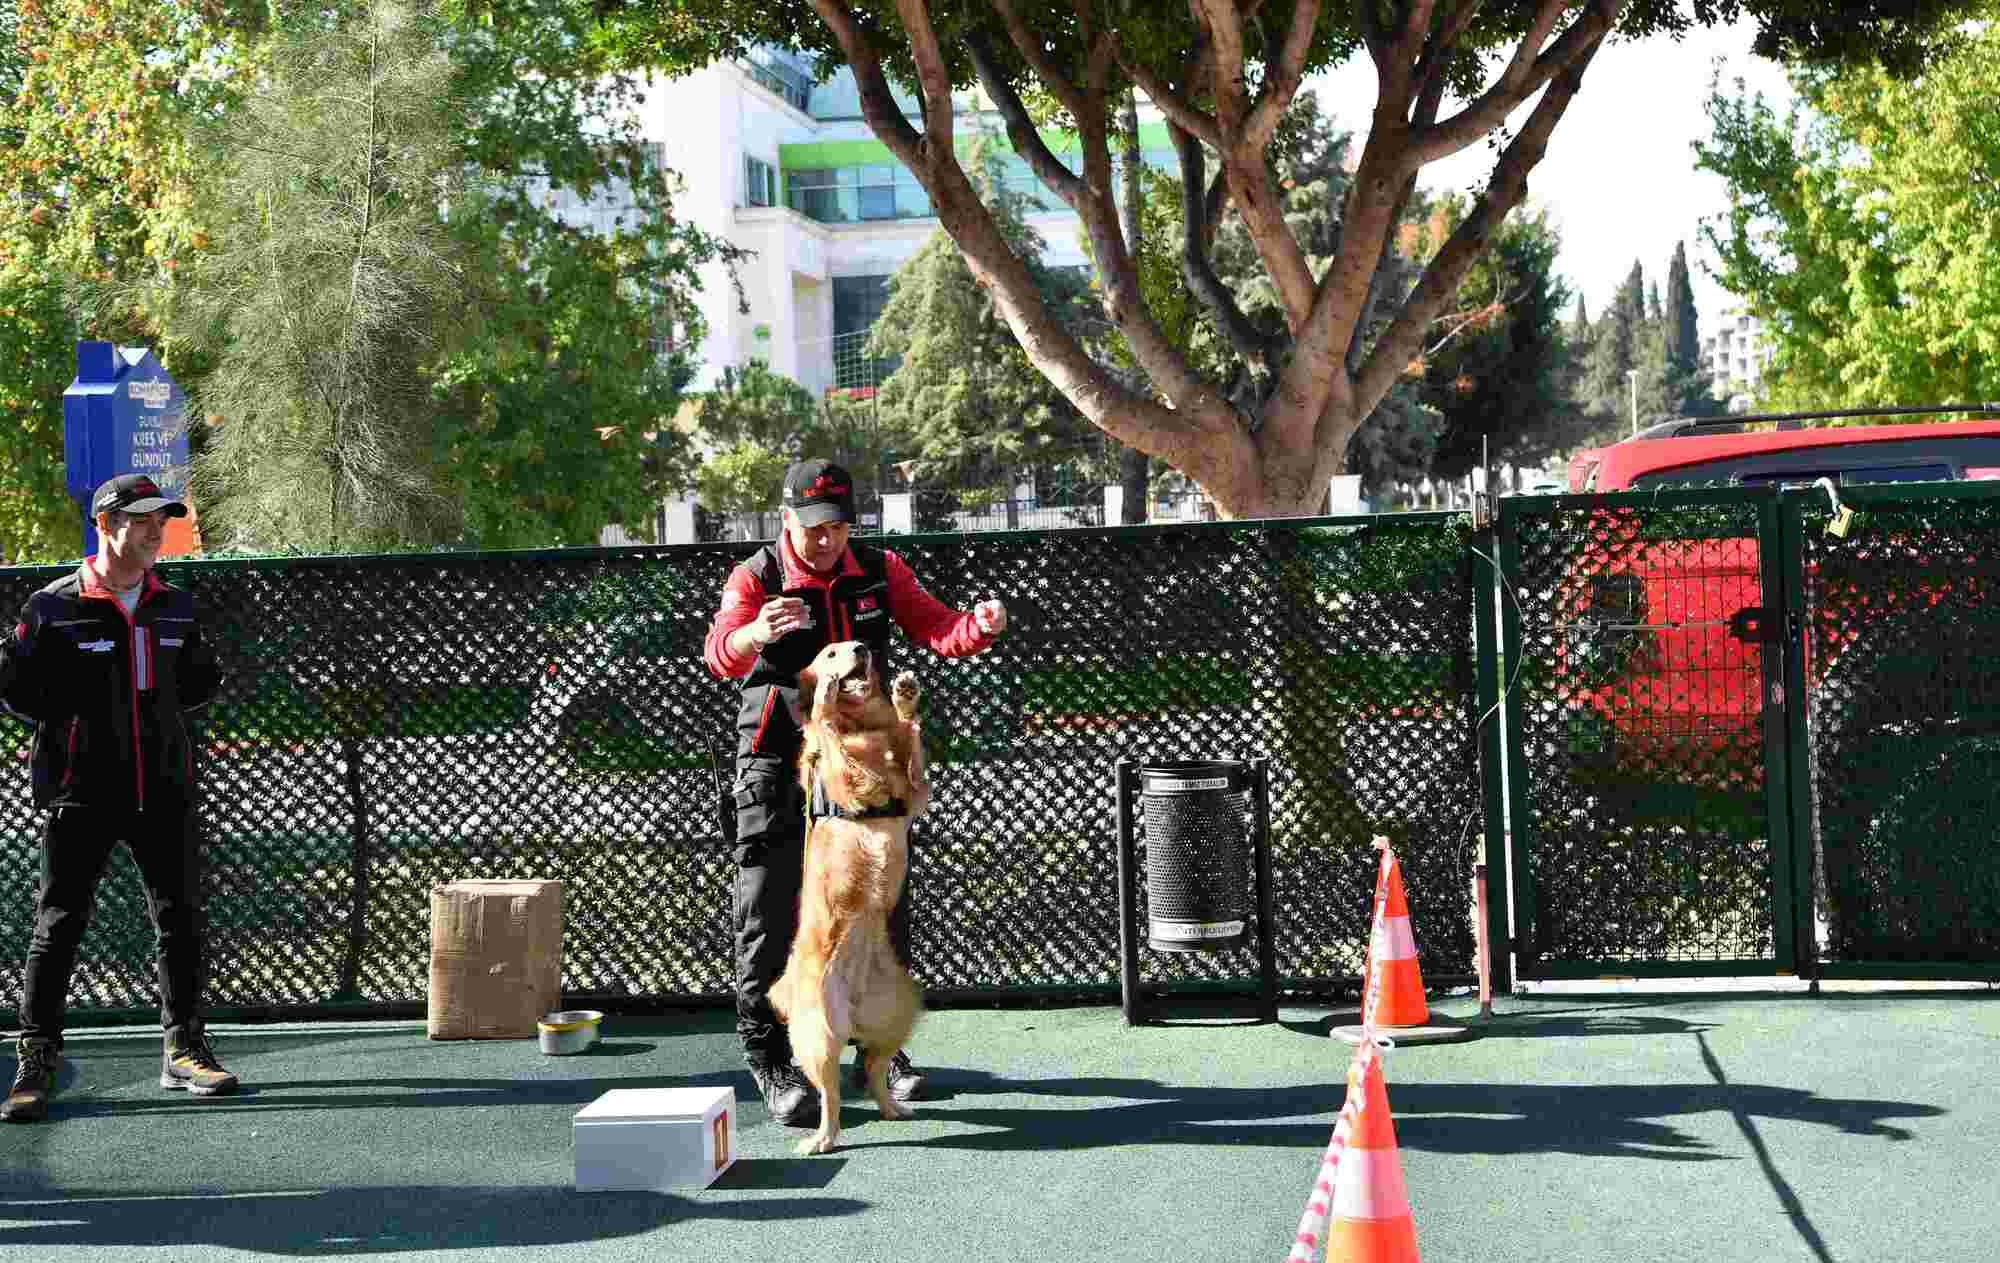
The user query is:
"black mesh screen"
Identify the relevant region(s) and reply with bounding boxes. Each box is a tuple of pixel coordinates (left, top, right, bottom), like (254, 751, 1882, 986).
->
(0, 516, 1482, 1019)
(1801, 492, 2000, 964)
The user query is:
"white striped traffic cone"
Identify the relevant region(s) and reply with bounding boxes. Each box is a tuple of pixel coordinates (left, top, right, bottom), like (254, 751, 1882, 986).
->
(1325, 1047, 1420, 1262)
(1364, 845, 1430, 1027)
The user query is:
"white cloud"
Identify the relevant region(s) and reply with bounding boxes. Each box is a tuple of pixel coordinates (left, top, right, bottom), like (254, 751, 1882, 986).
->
(1305, 18, 1795, 328)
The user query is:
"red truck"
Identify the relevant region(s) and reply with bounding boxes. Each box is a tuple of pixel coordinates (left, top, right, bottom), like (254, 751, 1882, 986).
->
(1553, 407, 2000, 795)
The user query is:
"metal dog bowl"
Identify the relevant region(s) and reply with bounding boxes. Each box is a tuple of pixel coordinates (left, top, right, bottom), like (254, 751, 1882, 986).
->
(537, 1009, 604, 1055)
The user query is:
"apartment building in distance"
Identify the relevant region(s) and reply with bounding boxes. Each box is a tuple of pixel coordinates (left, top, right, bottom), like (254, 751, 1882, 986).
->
(1701, 306, 1776, 411)
(639, 49, 1191, 397)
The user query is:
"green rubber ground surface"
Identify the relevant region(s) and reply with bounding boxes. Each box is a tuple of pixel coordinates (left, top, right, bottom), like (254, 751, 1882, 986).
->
(4, 991, 1996, 1261)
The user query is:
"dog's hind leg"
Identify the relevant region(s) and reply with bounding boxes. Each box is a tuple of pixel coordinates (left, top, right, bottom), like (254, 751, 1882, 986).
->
(859, 967, 921, 1122)
(794, 956, 854, 1155)
(795, 1040, 842, 1155)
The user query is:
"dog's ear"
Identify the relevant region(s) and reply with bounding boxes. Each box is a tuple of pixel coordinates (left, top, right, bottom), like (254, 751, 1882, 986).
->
(796, 663, 817, 714)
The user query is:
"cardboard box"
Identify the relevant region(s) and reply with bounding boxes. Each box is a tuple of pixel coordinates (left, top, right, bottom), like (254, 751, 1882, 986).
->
(427, 879, 562, 1040)
(574, 1087, 738, 1191)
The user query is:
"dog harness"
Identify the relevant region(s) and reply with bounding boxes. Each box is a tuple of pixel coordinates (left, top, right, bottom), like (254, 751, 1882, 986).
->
(810, 774, 908, 821)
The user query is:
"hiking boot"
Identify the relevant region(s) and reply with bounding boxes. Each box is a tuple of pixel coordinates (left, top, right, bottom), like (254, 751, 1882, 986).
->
(3, 1038, 61, 1123)
(161, 1028, 239, 1097)
(748, 1056, 819, 1127)
(850, 1048, 927, 1103)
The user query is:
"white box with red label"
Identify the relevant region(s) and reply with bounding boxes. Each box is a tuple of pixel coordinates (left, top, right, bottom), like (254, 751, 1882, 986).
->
(573, 1086, 737, 1191)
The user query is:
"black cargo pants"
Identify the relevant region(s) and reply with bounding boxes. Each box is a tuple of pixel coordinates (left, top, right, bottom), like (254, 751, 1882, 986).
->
(731, 755, 912, 1059)
(19, 800, 205, 1045)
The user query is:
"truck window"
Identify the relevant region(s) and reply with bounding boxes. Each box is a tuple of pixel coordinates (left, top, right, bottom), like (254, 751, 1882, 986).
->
(1740, 463, 1951, 488)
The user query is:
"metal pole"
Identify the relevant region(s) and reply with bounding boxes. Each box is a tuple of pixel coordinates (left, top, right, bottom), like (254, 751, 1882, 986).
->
(1473, 862, 1494, 1019)
(1252, 758, 1278, 1023)
(1114, 759, 1142, 1024)
(1627, 369, 1638, 438)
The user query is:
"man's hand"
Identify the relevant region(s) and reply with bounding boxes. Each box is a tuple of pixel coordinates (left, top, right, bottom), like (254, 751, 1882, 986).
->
(738, 596, 809, 654)
(973, 599, 1008, 636)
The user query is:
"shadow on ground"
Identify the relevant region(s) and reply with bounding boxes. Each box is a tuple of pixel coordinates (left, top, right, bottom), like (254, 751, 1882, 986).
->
(823, 1058, 1942, 1163)
(0, 1182, 867, 1254)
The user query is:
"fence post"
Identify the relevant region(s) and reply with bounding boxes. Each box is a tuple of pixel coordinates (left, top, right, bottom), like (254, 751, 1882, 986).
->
(662, 493, 696, 545)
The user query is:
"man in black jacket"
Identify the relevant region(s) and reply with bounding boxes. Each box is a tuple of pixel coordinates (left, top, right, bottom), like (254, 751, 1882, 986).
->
(0, 474, 233, 1123)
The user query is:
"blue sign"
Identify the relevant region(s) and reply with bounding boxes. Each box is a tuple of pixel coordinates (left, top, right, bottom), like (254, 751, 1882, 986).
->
(61, 341, 192, 556)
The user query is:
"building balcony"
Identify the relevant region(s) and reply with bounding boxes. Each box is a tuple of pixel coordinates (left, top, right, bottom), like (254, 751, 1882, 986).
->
(783, 172, 1064, 225)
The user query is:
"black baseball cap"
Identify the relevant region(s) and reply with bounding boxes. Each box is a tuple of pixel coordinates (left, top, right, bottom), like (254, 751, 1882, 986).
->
(92, 473, 188, 519)
(782, 458, 856, 527)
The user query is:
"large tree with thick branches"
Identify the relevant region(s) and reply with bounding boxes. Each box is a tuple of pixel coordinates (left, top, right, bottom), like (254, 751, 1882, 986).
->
(596, 1, 1972, 517)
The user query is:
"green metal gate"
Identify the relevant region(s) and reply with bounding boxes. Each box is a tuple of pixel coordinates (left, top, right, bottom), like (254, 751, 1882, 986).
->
(1493, 488, 1802, 981)
(1786, 482, 2000, 980)
(1490, 483, 2000, 984)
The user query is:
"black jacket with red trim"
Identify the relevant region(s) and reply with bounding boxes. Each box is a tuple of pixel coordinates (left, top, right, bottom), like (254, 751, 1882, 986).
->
(704, 536, 992, 763)
(0, 563, 221, 811)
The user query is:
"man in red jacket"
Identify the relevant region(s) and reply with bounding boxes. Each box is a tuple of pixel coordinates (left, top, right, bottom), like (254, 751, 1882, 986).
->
(705, 459, 1006, 1127)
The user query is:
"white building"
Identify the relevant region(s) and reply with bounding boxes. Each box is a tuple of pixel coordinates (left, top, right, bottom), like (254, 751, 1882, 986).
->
(638, 50, 1173, 397)
(1701, 307, 1776, 411)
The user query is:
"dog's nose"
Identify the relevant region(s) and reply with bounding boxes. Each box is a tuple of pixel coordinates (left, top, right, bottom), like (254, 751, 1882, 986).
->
(853, 644, 869, 667)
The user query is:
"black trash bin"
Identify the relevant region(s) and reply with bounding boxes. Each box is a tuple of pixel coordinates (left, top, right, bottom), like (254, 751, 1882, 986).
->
(1115, 757, 1276, 1024)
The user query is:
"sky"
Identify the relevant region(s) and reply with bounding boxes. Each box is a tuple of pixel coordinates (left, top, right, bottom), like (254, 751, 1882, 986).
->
(1308, 17, 1797, 331)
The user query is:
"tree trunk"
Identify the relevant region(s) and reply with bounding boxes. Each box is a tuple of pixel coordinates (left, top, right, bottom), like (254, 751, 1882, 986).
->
(811, 0, 1619, 522)
(1118, 446, 1149, 524)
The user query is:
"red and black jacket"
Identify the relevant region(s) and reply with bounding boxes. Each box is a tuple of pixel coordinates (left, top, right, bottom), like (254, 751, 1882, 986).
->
(704, 535, 992, 763)
(0, 563, 222, 811)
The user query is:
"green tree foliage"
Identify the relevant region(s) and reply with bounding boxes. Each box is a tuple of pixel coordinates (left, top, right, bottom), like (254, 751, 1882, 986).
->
(1664, 242, 1699, 381)
(176, 2, 469, 551)
(0, 0, 264, 560)
(692, 360, 820, 452)
(0, 270, 82, 561)
(867, 146, 1101, 490)
(694, 439, 792, 513)
(2, 0, 734, 558)
(1582, 260, 1646, 424)
(1661, 240, 1721, 418)
(691, 360, 905, 508)
(1414, 200, 1577, 481)
(594, 0, 1977, 518)
(160, 0, 737, 553)
(1697, 33, 2000, 408)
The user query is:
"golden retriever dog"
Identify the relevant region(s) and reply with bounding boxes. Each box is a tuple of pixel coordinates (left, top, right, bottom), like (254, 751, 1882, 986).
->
(769, 640, 928, 1155)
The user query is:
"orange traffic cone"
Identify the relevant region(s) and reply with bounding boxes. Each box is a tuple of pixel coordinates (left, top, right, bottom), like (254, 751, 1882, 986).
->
(1363, 840, 1430, 1028)
(1325, 1049, 1420, 1262)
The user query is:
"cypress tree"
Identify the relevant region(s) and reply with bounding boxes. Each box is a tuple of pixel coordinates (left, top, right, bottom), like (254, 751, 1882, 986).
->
(1665, 241, 1700, 378)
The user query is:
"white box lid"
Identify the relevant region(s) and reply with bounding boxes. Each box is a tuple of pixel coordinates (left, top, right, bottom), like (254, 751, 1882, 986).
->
(574, 1086, 734, 1122)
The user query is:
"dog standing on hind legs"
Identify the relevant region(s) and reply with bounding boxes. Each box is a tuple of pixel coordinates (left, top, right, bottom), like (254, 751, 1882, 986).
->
(770, 641, 929, 1155)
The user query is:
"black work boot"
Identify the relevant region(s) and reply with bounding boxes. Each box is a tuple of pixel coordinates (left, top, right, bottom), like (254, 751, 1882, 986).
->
(746, 1036, 818, 1127)
(3, 1038, 61, 1123)
(850, 1048, 927, 1103)
(161, 1027, 239, 1097)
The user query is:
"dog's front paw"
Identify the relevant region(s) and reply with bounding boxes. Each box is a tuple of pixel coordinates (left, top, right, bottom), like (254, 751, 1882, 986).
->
(890, 671, 920, 722)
